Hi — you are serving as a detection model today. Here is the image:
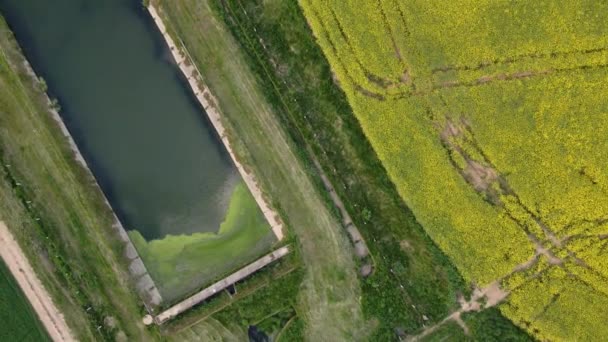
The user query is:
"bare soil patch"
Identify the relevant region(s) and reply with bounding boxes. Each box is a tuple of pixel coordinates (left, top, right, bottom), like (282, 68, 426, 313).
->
(464, 160, 499, 192)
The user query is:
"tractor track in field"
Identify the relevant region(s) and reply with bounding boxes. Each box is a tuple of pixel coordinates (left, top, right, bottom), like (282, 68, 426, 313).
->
(305, 0, 608, 102)
(431, 45, 608, 74)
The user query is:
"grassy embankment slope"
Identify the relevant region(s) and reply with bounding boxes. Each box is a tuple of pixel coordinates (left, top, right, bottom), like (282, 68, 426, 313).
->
(0, 259, 50, 341)
(130, 182, 276, 304)
(301, 0, 608, 340)
(0, 15, 155, 341)
(153, 0, 368, 340)
(212, 0, 532, 340)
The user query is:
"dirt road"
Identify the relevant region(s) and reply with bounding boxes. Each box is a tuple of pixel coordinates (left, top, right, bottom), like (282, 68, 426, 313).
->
(0, 222, 75, 342)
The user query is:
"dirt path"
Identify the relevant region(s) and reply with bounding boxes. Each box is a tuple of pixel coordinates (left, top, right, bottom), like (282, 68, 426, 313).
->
(407, 281, 508, 341)
(0, 222, 75, 342)
(147, 5, 284, 241)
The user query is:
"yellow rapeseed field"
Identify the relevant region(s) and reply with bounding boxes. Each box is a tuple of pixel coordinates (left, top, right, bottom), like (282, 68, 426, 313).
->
(300, 0, 608, 340)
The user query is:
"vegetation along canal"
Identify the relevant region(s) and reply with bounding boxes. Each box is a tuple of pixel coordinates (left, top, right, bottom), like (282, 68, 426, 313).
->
(0, 0, 275, 302)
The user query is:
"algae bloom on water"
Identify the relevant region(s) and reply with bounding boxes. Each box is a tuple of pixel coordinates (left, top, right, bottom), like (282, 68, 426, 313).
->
(129, 182, 276, 303)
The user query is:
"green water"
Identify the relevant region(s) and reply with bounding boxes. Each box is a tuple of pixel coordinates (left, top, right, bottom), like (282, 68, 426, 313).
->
(0, 0, 243, 239)
(0, 0, 275, 301)
(130, 183, 276, 301)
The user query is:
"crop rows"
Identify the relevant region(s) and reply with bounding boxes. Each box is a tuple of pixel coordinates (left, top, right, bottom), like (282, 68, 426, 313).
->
(303, 0, 608, 99)
(300, 0, 608, 340)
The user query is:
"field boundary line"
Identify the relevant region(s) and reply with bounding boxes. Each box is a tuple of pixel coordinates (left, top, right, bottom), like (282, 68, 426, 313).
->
(0, 222, 75, 342)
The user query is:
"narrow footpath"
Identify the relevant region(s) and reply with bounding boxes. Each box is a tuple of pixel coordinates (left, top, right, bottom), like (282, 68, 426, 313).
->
(0, 222, 75, 342)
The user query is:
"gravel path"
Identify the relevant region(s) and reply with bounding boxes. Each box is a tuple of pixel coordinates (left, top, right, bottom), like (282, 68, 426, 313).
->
(0, 222, 75, 342)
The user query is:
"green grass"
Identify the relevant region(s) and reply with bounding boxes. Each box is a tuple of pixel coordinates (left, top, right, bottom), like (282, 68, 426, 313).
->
(276, 316, 304, 342)
(0, 259, 50, 341)
(462, 308, 534, 342)
(419, 321, 467, 342)
(164, 252, 303, 340)
(418, 309, 535, 341)
(130, 181, 276, 304)
(413, 309, 534, 342)
(211, 270, 302, 337)
(0, 16, 156, 340)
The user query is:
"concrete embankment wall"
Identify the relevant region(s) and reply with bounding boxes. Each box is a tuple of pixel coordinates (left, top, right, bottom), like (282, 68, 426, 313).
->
(147, 5, 284, 241)
(154, 246, 290, 324)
